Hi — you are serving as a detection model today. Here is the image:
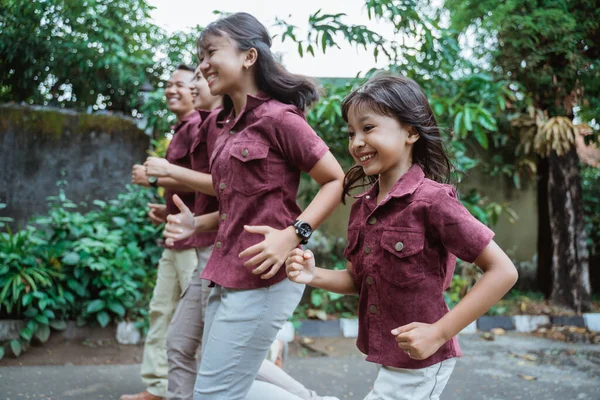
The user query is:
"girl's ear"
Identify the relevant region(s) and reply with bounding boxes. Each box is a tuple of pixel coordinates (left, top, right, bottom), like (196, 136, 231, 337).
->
(407, 126, 420, 144)
(243, 48, 258, 69)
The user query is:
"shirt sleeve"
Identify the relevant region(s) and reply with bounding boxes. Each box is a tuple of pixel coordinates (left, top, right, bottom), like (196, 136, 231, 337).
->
(273, 109, 329, 173)
(430, 187, 495, 263)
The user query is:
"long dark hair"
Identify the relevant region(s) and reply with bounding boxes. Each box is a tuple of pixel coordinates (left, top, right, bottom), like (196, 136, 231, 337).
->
(342, 72, 453, 202)
(198, 12, 319, 116)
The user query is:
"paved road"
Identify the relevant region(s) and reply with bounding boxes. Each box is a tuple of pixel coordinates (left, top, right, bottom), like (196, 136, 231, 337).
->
(1, 333, 598, 399)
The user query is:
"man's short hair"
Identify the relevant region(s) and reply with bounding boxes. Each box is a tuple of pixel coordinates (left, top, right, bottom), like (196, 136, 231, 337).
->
(176, 64, 195, 73)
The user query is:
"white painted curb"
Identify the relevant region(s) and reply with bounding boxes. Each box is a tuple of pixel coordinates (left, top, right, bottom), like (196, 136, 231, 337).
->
(513, 315, 551, 332)
(583, 313, 600, 332)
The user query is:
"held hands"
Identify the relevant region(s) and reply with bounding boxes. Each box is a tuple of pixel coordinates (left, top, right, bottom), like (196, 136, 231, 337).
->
(131, 164, 149, 186)
(163, 195, 196, 246)
(391, 322, 447, 360)
(285, 249, 316, 284)
(239, 225, 300, 280)
(147, 203, 167, 225)
(144, 157, 171, 178)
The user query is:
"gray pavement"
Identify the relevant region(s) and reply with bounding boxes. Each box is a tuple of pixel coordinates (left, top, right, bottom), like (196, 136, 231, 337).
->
(1, 333, 599, 400)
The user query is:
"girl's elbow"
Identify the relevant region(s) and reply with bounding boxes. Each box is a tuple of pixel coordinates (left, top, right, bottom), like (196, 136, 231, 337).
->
(506, 263, 519, 287)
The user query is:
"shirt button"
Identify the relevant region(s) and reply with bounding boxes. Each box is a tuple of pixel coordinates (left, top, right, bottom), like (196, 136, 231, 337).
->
(369, 305, 377, 314)
(220, 213, 227, 221)
(364, 245, 371, 255)
(242, 149, 249, 157)
(365, 195, 371, 199)
(367, 216, 377, 225)
(366, 276, 374, 285)
(229, 129, 237, 135)
(215, 241, 222, 248)
(395, 241, 404, 252)
(219, 182, 227, 190)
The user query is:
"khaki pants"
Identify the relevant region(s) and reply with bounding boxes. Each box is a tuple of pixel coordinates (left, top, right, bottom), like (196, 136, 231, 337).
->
(141, 247, 199, 398)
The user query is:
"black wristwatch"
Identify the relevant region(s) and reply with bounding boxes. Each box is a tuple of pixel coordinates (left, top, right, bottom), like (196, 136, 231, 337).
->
(148, 176, 158, 188)
(292, 220, 313, 245)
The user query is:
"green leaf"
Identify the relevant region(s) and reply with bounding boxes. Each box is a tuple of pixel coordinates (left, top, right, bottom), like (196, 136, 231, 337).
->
(473, 126, 489, 149)
(112, 217, 126, 226)
(23, 307, 38, 318)
(35, 314, 49, 325)
(478, 114, 497, 131)
(297, 42, 303, 57)
(10, 340, 21, 357)
(463, 108, 473, 131)
(453, 111, 464, 136)
(311, 290, 323, 307)
(107, 301, 126, 317)
(97, 311, 110, 327)
(35, 325, 51, 343)
(62, 252, 80, 265)
(50, 320, 68, 331)
(20, 327, 33, 341)
(87, 299, 106, 313)
(0, 345, 4, 361)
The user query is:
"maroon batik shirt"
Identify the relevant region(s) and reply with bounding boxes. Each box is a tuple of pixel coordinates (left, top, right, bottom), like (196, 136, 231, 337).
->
(198, 93, 329, 289)
(165, 111, 215, 249)
(345, 164, 494, 369)
(188, 109, 219, 247)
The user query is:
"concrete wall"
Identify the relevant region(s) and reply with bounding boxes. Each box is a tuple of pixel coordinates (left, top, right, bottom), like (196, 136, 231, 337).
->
(0, 104, 149, 228)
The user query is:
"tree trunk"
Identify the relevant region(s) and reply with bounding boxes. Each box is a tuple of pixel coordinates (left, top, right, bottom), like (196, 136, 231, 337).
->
(537, 157, 553, 297)
(547, 147, 592, 313)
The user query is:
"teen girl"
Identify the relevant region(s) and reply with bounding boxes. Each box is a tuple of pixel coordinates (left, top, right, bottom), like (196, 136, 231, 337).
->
(146, 65, 338, 400)
(286, 73, 518, 400)
(152, 12, 345, 400)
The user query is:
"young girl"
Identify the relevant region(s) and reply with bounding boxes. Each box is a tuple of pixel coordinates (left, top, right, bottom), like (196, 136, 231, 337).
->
(286, 73, 519, 400)
(155, 12, 345, 400)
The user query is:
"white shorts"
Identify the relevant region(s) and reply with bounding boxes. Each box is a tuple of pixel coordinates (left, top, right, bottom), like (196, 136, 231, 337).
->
(364, 358, 456, 400)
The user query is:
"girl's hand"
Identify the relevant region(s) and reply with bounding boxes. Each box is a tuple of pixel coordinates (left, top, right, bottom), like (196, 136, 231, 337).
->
(163, 195, 196, 246)
(391, 322, 447, 360)
(239, 225, 300, 280)
(285, 249, 316, 284)
(132, 164, 150, 186)
(144, 157, 171, 177)
(148, 203, 167, 225)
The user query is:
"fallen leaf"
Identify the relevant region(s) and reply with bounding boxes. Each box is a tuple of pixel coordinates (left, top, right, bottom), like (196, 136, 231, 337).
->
(481, 332, 495, 341)
(518, 374, 538, 381)
(490, 328, 506, 336)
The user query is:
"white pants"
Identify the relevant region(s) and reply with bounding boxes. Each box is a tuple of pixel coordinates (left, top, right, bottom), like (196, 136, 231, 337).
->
(364, 358, 456, 400)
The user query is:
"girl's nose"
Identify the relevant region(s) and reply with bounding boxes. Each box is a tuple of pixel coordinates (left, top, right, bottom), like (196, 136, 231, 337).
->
(199, 59, 210, 75)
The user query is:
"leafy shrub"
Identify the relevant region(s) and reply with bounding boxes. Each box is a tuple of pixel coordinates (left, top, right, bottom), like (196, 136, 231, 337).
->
(0, 183, 163, 359)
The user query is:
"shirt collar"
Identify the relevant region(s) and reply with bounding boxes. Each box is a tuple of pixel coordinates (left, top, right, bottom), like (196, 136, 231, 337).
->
(354, 164, 425, 200)
(218, 91, 271, 126)
(388, 164, 425, 198)
(172, 110, 201, 132)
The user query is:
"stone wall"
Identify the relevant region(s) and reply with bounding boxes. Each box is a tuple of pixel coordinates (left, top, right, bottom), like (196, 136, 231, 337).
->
(0, 104, 149, 228)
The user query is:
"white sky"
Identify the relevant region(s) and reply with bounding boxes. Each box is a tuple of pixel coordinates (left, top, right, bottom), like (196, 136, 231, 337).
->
(147, 0, 396, 77)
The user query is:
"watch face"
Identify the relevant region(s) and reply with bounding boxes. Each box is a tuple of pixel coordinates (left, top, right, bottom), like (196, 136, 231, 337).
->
(148, 176, 158, 183)
(296, 223, 312, 238)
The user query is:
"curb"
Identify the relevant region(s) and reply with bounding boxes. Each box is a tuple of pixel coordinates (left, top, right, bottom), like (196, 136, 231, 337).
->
(287, 313, 600, 339)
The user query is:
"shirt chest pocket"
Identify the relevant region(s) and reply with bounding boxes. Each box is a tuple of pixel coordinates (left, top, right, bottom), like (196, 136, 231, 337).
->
(379, 229, 425, 287)
(167, 146, 190, 164)
(229, 141, 270, 196)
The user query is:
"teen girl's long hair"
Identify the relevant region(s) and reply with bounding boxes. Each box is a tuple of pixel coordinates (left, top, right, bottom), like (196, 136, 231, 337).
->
(342, 72, 453, 202)
(198, 12, 319, 116)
